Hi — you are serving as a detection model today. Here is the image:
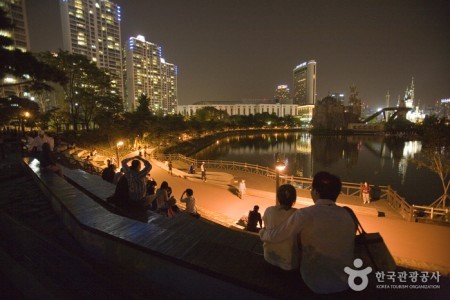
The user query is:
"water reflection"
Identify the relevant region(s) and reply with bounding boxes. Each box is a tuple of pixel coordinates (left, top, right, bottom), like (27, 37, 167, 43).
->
(193, 133, 440, 205)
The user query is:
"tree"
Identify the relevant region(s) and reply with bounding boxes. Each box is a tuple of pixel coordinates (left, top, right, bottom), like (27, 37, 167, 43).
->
(411, 126, 450, 208)
(0, 9, 66, 92)
(0, 95, 39, 131)
(39, 50, 115, 131)
(312, 96, 345, 130)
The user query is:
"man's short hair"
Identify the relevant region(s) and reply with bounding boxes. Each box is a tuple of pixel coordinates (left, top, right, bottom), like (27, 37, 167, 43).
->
(253, 205, 259, 211)
(186, 188, 193, 196)
(131, 160, 140, 170)
(277, 184, 297, 207)
(312, 171, 342, 201)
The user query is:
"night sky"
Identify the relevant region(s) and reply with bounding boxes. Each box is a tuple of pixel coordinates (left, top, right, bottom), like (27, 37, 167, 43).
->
(26, 0, 450, 107)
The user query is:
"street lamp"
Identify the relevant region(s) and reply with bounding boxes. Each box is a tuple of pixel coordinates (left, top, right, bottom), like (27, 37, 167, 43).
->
(21, 111, 30, 134)
(115, 141, 124, 166)
(275, 160, 286, 204)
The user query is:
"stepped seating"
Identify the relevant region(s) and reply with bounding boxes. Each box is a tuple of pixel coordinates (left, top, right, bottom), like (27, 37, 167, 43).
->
(21, 158, 313, 298)
(23, 157, 402, 298)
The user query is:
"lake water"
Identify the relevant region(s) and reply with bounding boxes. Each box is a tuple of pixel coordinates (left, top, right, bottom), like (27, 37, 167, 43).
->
(192, 132, 442, 206)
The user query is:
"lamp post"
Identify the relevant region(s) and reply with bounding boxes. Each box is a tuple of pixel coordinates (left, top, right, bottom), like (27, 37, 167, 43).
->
(115, 141, 123, 166)
(21, 111, 30, 135)
(275, 159, 286, 205)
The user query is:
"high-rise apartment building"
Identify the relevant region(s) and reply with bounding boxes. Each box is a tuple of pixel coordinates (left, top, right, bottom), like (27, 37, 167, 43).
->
(126, 35, 177, 114)
(0, 0, 30, 97)
(59, 0, 124, 100)
(274, 85, 290, 103)
(0, 0, 29, 52)
(293, 60, 316, 105)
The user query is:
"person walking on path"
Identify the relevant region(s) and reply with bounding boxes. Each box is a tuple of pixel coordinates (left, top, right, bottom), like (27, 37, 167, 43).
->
(361, 181, 371, 204)
(168, 160, 173, 175)
(200, 162, 207, 182)
(121, 155, 152, 207)
(239, 179, 247, 199)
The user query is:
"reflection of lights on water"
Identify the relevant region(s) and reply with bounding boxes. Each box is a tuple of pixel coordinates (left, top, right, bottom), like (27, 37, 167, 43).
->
(398, 158, 407, 185)
(403, 141, 422, 158)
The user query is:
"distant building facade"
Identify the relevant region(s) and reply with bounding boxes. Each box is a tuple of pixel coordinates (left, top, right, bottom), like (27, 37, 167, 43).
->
(177, 102, 298, 118)
(402, 77, 425, 123)
(293, 60, 316, 105)
(126, 35, 177, 114)
(0, 0, 29, 52)
(328, 92, 345, 104)
(0, 0, 30, 97)
(437, 98, 450, 119)
(274, 85, 290, 103)
(59, 0, 124, 101)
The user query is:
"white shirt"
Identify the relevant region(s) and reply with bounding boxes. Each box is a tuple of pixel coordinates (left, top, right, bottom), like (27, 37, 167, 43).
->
(262, 206, 298, 270)
(31, 134, 54, 151)
(180, 195, 197, 214)
(239, 181, 246, 194)
(260, 199, 355, 294)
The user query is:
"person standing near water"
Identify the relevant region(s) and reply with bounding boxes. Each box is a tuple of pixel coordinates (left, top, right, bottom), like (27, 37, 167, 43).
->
(361, 181, 371, 204)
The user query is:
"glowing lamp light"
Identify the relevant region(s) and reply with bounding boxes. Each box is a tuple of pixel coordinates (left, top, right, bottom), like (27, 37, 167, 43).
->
(275, 161, 286, 172)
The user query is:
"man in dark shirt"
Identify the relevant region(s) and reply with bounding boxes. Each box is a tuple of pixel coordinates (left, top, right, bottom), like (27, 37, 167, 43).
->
(246, 205, 263, 232)
(101, 160, 116, 183)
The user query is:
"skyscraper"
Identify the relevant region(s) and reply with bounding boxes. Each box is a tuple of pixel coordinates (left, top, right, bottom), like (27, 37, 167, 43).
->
(274, 85, 290, 103)
(59, 0, 124, 100)
(126, 35, 177, 114)
(0, 0, 29, 52)
(0, 0, 30, 97)
(293, 60, 316, 105)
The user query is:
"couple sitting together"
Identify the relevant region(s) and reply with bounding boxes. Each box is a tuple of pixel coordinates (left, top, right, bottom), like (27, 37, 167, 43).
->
(260, 171, 356, 294)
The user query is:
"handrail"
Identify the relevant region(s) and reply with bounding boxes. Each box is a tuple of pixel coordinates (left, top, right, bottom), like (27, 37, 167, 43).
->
(411, 205, 449, 221)
(151, 152, 420, 221)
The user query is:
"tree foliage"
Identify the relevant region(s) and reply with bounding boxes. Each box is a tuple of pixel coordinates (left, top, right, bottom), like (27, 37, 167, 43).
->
(412, 125, 450, 208)
(312, 96, 345, 130)
(39, 50, 117, 131)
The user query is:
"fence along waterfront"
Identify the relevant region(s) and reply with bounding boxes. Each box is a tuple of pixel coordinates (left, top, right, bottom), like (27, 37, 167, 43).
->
(152, 153, 449, 223)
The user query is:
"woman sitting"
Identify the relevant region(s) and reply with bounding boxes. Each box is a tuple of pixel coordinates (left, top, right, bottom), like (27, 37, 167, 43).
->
(39, 142, 63, 176)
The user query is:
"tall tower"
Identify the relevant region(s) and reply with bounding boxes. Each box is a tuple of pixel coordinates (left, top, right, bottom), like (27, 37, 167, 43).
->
(161, 59, 178, 114)
(126, 35, 177, 114)
(59, 0, 124, 101)
(386, 90, 390, 107)
(293, 60, 316, 105)
(403, 77, 415, 109)
(0, 0, 30, 97)
(274, 85, 290, 103)
(0, 0, 29, 52)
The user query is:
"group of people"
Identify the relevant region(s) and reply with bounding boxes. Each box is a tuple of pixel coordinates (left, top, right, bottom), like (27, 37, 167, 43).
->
(27, 130, 63, 177)
(106, 155, 200, 219)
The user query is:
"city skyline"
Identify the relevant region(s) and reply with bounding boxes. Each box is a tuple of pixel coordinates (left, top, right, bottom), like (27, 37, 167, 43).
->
(26, 0, 450, 107)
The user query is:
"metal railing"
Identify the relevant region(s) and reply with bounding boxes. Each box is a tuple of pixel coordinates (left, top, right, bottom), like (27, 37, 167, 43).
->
(411, 205, 449, 222)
